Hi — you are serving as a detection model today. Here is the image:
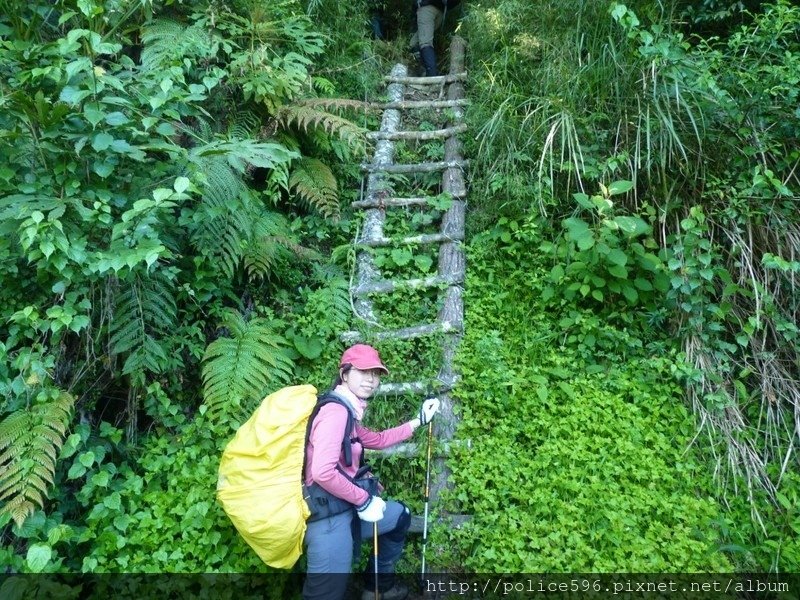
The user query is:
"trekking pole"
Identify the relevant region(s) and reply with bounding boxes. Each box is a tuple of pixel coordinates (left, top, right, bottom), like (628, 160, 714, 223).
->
(373, 522, 380, 599)
(420, 419, 434, 586)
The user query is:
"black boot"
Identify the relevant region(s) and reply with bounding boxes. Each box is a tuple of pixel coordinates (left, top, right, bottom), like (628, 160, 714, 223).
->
(419, 45, 439, 77)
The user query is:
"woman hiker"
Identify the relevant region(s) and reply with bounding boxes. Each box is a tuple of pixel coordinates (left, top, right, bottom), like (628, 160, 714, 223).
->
(302, 344, 440, 600)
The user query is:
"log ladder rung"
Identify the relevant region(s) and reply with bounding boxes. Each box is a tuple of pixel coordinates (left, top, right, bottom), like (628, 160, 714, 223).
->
(362, 160, 469, 174)
(372, 98, 469, 111)
(358, 231, 464, 248)
(384, 72, 467, 85)
(353, 273, 463, 296)
(341, 319, 462, 342)
(367, 124, 468, 142)
(377, 376, 457, 396)
(351, 193, 465, 210)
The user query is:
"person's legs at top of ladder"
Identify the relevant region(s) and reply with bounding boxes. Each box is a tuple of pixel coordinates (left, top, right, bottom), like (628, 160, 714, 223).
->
(410, 4, 443, 76)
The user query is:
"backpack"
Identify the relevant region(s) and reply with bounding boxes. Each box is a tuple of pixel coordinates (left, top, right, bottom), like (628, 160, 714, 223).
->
(216, 385, 355, 569)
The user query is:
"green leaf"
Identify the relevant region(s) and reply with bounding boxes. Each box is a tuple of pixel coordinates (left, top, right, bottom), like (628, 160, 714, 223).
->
(91, 470, 110, 487)
(573, 193, 594, 210)
(608, 264, 628, 279)
(78, 451, 95, 468)
(93, 160, 115, 178)
(390, 248, 412, 267)
(67, 462, 86, 480)
(606, 248, 628, 266)
(156, 122, 176, 136)
(59, 86, 91, 105)
(26, 543, 52, 573)
(104, 111, 129, 126)
(83, 105, 105, 127)
(293, 335, 323, 360)
(576, 232, 595, 250)
(621, 284, 639, 303)
(91, 133, 114, 152)
(608, 180, 634, 196)
(104, 493, 121, 511)
(69, 315, 91, 333)
(414, 254, 433, 272)
(612, 216, 650, 237)
(550, 264, 565, 281)
(174, 177, 191, 194)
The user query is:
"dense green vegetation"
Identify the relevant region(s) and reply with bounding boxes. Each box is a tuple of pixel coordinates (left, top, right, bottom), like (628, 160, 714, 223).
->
(1, 0, 798, 584)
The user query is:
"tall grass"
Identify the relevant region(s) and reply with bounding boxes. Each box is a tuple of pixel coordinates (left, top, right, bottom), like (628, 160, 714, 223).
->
(462, 0, 800, 535)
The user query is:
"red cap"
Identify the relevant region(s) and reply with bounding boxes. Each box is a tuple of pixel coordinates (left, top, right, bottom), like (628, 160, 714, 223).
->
(339, 344, 389, 375)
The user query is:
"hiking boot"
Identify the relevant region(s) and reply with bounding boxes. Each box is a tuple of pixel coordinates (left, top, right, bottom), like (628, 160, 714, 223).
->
(361, 582, 409, 600)
(419, 45, 439, 77)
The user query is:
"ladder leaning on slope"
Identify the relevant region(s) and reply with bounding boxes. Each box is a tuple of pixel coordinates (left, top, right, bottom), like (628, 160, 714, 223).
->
(343, 37, 470, 532)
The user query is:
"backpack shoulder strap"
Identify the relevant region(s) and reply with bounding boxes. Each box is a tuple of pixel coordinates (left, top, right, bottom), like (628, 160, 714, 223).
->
(302, 392, 356, 480)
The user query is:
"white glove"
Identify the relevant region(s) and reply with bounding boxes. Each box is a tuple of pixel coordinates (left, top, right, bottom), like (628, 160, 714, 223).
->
(356, 495, 386, 522)
(419, 397, 440, 426)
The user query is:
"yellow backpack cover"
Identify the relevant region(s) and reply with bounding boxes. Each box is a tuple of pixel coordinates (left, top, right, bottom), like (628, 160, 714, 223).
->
(216, 384, 317, 569)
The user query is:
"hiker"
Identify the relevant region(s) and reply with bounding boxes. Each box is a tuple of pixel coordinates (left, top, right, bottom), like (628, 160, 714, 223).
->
(303, 344, 440, 600)
(410, 0, 462, 76)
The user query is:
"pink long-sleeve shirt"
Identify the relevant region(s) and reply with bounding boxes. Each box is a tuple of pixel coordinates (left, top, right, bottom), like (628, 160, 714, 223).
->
(304, 402, 413, 507)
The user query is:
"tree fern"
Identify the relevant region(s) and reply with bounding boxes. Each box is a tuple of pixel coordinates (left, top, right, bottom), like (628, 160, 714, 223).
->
(0, 391, 74, 527)
(109, 272, 177, 375)
(201, 310, 294, 419)
(289, 157, 340, 220)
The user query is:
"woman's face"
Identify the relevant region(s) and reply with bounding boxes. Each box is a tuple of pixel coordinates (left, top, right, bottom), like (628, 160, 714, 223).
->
(342, 366, 382, 399)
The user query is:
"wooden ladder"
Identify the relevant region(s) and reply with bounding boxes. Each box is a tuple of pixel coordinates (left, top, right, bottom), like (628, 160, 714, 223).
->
(343, 37, 468, 520)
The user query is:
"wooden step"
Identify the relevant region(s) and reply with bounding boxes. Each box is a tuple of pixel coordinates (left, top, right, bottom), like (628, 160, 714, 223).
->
(384, 72, 467, 85)
(377, 375, 457, 396)
(372, 98, 469, 110)
(352, 192, 466, 210)
(358, 231, 463, 248)
(353, 273, 463, 296)
(341, 319, 462, 342)
(367, 124, 468, 142)
(352, 196, 428, 209)
(361, 160, 469, 174)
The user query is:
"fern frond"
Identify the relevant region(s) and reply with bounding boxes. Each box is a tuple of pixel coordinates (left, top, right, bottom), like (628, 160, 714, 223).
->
(304, 277, 351, 337)
(277, 104, 367, 153)
(312, 76, 336, 96)
(201, 311, 295, 420)
(0, 391, 75, 527)
(109, 272, 177, 375)
(140, 19, 218, 72)
(2, 496, 36, 528)
(227, 112, 261, 140)
(289, 158, 339, 220)
(191, 139, 299, 174)
(243, 211, 322, 281)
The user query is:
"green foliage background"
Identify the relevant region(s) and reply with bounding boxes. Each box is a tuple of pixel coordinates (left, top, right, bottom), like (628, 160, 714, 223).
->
(1, 0, 799, 583)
